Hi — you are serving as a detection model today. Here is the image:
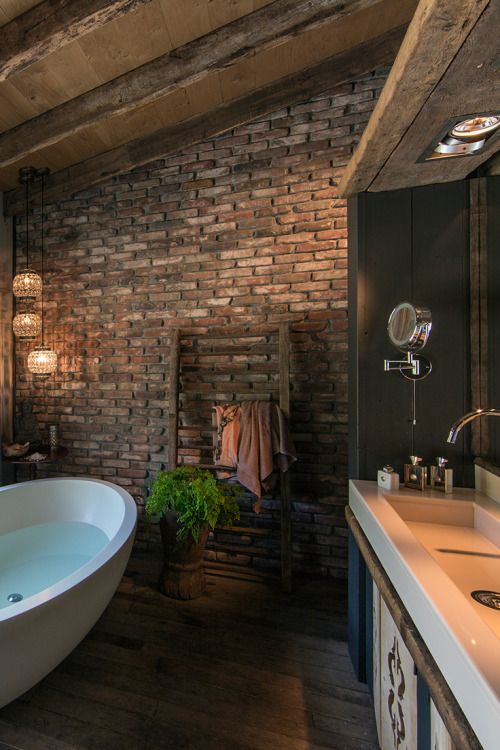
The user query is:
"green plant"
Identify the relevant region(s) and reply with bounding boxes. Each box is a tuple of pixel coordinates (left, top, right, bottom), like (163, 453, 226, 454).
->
(145, 465, 240, 542)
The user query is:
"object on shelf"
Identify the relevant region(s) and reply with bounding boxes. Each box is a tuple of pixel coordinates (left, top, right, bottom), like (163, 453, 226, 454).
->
(14, 399, 41, 446)
(430, 457, 453, 493)
(404, 455, 428, 491)
(377, 465, 400, 490)
(48, 425, 58, 452)
(2, 442, 30, 458)
(25, 451, 49, 462)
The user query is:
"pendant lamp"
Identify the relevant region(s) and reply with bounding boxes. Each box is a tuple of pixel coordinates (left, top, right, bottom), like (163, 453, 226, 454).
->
(27, 168, 57, 378)
(13, 167, 42, 338)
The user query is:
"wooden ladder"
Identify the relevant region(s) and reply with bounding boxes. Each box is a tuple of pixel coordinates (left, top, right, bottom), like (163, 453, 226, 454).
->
(167, 324, 292, 592)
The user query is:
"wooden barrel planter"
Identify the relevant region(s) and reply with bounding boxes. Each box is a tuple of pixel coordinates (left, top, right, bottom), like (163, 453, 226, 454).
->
(159, 511, 209, 600)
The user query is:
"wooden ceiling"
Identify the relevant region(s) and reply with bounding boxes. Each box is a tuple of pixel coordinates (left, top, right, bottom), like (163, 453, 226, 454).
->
(0, 0, 418, 215)
(339, 0, 500, 196)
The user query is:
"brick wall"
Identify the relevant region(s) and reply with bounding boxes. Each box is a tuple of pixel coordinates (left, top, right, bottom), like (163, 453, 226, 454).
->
(15, 69, 388, 579)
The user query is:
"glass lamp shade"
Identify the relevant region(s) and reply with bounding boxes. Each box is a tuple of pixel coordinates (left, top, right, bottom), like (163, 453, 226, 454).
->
(13, 311, 42, 339)
(27, 345, 57, 377)
(12, 268, 42, 300)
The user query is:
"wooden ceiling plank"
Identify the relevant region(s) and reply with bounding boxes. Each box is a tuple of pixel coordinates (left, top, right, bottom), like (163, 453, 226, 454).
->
(338, 0, 491, 197)
(76, 2, 174, 85)
(4, 23, 406, 216)
(0, 1, 39, 26)
(0, 0, 381, 170)
(0, 0, 156, 81)
(216, 0, 415, 99)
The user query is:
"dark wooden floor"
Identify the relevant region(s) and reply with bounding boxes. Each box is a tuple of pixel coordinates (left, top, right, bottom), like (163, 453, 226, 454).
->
(0, 557, 378, 750)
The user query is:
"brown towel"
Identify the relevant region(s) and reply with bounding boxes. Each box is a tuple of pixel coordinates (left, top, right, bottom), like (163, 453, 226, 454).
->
(214, 401, 296, 512)
(213, 404, 240, 473)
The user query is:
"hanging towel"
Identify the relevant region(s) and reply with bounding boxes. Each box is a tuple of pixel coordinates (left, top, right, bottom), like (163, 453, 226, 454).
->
(213, 403, 240, 471)
(214, 401, 296, 512)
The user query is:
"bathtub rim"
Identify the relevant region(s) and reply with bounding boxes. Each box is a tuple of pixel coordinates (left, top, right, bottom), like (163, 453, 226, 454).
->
(0, 477, 137, 622)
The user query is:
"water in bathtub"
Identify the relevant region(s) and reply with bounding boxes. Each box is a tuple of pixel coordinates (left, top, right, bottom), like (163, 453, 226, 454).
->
(0, 522, 109, 608)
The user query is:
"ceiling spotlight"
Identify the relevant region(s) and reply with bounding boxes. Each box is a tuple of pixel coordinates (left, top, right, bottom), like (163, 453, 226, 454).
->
(423, 113, 500, 161)
(450, 115, 500, 142)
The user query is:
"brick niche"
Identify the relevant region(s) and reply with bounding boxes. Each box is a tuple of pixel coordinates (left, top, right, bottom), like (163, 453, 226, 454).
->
(15, 69, 387, 578)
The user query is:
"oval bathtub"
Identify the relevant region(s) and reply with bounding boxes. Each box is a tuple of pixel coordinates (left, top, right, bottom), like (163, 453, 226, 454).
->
(0, 477, 137, 708)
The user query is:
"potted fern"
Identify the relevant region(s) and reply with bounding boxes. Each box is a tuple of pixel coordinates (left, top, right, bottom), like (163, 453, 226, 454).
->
(145, 465, 240, 599)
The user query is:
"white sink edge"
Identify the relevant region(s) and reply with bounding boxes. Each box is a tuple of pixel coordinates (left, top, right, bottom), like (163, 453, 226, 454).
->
(475, 462, 500, 504)
(349, 479, 500, 750)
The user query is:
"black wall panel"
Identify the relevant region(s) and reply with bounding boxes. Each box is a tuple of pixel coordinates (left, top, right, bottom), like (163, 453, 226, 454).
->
(349, 181, 473, 486)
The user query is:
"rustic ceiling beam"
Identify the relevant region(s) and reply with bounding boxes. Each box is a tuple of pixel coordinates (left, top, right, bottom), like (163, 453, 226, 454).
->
(0, 0, 381, 170)
(338, 0, 491, 197)
(4, 24, 406, 216)
(483, 148, 500, 177)
(0, 0, 155, 82)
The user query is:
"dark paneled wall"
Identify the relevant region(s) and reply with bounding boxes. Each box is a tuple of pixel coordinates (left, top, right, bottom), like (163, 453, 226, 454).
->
(487, 177, 500, 464)
(349, 181, 473, 486)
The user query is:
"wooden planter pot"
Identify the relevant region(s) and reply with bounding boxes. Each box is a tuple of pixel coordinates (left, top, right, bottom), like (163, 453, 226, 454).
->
(158, 511, 209, 600)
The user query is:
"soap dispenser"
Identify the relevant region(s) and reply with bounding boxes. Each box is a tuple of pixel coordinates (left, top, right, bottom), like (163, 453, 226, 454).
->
(404, 456, 427, 491)
(430, 457, 453, 493)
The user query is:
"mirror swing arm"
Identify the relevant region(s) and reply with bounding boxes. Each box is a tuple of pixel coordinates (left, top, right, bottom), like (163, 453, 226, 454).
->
(384, 351, 431, 379)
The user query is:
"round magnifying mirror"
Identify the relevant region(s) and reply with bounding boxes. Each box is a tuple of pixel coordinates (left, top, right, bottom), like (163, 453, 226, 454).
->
(387, 302, 432, 352)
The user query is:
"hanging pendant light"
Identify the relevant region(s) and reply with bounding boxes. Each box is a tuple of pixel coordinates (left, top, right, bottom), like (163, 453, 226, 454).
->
(13, 311, 42, 339)
(27, 168, 57, 378)
(13, 268, 42, 300)
(13, 166, 42, 301)
(28, 345, 58, 376)
(13, 167, 42, 338)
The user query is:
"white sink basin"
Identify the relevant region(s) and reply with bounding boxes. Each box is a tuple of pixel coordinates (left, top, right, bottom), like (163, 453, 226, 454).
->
(384, 492, 500, 638)
(349, 466, 500, 750)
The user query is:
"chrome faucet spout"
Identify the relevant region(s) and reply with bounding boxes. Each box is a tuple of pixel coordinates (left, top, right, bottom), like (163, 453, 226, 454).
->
(447, 408, 500, 444)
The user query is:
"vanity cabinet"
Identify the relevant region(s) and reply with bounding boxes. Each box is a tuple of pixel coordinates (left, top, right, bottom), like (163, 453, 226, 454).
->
(372, 581, 418, 750)
(349, 527, 471, 750)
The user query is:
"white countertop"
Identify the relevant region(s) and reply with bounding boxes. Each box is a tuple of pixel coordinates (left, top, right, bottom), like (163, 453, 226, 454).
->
(349, 477, 500, 750)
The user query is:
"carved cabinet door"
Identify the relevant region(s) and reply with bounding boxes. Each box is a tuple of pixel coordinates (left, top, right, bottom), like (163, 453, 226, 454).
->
(380, 598, 418, 750)
(430, 699, 455, 750)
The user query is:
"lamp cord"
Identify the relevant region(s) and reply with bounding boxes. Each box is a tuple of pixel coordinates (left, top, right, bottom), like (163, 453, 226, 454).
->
(40, 172, 45, 345)
(25, 177, 29, 268)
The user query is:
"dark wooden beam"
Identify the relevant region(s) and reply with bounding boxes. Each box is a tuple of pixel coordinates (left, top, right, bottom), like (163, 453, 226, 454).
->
(0, 0, 154, 82)
(4, 24, 406, 216)
(338, 0, 491, 197)
(484, 149, 500, 177)
(0, 0, 381, 170)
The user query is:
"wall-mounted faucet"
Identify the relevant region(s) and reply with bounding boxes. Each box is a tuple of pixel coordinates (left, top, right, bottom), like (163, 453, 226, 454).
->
(447, 408, 500, 444)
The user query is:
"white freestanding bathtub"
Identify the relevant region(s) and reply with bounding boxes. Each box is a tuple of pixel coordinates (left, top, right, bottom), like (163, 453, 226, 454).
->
(0, 477, 137, 708)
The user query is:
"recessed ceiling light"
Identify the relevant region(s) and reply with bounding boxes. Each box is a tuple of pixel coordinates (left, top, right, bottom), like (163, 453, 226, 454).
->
(450, 115, 500, 142)
(422, 113, 500, 161)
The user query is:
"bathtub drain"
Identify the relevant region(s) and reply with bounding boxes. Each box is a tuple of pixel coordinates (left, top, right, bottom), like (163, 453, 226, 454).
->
(7, 593, 23, 603)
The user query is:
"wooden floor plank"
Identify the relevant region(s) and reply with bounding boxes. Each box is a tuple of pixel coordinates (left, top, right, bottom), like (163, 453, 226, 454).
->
(0, 568, 378, 750)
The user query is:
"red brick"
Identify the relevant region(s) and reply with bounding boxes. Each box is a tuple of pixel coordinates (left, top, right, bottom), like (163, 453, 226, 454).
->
(15, 70, 387, 581)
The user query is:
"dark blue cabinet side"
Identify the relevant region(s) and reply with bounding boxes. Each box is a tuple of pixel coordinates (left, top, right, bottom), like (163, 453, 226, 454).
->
(417, 672, 431, 750)
(348, 528, 374, 687)
(348, 528, 367, 682)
